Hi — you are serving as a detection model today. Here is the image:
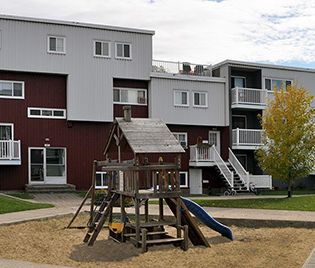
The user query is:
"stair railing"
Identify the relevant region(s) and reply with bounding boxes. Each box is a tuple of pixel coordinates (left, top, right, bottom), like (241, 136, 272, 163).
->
(228, 148, 249, 190)
(210, 145, 234, 188)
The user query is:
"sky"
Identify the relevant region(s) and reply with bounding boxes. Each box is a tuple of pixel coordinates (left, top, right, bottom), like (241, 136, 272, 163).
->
(1, 0, 315, 68)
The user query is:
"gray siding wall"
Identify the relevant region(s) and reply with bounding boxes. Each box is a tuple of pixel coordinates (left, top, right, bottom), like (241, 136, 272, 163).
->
(0, 19, 152, 121)
(149, 75, 228, 126)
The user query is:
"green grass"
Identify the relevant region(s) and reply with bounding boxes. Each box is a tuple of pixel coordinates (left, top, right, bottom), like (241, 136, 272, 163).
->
(190, 196, 315, 211)
(260, 189, 315, 196)
(0, 195, 53, 214)
(7, 192, 34, 199)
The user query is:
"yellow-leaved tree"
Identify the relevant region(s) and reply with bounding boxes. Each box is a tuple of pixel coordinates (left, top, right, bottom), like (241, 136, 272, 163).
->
(256, 84, 315, 198)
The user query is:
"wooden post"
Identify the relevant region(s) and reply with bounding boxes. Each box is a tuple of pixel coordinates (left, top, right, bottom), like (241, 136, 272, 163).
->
(175, 169, 181, 238)
(144, 199, 149, 222)
(141, 228, 147, 253)
(159, 198, 164, 221)
(135, 197, 140, 245)
(90, 160, 97, 222)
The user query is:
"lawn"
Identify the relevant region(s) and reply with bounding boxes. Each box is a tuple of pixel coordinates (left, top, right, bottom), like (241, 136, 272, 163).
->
(190, 196, 315, 211)
(260, 189, 315, 195)
(0, 195, 53, 214)
(6, 192, 34, 199)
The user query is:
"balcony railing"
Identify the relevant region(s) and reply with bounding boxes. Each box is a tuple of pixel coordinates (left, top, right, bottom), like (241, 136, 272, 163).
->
(232, 128, 263, 148)
(231, 87, 274, 108)
(0, 140, 21, 161)
(152, 59, 212, 77)
(249, 175, 272, 189)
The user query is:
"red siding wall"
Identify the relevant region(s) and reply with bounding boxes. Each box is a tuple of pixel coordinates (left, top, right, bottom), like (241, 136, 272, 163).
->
(0, 71, 112, 190)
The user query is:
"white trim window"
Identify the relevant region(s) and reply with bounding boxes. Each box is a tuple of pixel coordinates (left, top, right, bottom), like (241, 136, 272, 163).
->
(95, 172, 109, 189)
(193, 91, 208, 107)
(28, 107, 66, 119)
(179, 171, 188, 188)
(113, 88, 147, 105)
(174, 90, 189, 107)
(0, 123, 13, 140)
(0, 80, 24, 99)
(47, 36, 66, 54)
(115, 42, 132, 59)
(265, 78, 292, 91)
(94, 40, 110, 58)
(173, 132, 188, 149)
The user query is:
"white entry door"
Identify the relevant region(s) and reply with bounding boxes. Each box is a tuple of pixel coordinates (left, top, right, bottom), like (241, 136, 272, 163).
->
(29, 147, 66, 184)
(209, 131, 220, 155)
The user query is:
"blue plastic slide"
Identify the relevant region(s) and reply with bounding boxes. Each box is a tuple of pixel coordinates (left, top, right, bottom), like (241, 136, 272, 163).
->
(181, 197, 234, 240)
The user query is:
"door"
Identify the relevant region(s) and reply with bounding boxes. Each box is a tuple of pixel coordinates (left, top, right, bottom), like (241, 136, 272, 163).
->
(29, 147, 66, 184)
(209, 131, 220, 155)
(231, 76, 246, 88)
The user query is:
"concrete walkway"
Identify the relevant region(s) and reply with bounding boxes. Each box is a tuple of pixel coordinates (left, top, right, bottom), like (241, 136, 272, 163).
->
(303, 248, 315, 268)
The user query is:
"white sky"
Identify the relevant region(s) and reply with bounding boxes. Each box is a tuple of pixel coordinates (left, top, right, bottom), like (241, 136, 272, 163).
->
(1, 0, 315, 66)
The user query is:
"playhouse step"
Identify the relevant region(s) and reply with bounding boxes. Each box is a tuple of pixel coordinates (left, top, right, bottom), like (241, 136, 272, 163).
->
(126, 221, 176, 229)
(138, 237, 184, 245)
(124, 231, 168, 237)
(25, 184, 76, 193)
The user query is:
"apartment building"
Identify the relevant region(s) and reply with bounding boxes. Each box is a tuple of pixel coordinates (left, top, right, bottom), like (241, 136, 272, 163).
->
(1, 15, 312, 193)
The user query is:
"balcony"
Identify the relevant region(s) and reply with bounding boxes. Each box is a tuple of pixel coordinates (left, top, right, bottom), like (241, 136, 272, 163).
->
(232, 128, 263, 150)
(0, 140, 21, 165)
(231, 87, 274, 109)
(152, 60, 212, 77)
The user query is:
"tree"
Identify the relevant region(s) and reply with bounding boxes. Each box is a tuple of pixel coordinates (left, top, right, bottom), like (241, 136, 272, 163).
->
(256, 84, 315, 198)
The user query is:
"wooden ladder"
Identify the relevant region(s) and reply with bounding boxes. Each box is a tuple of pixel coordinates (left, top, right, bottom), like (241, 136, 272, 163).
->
(83, 192, 119, 246)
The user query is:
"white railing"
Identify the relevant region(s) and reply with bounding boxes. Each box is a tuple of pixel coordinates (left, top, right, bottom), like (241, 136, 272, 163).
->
(249, 175, 272, 189)
(231, 87, 274, 106)
(232, 128, 264, 146)
(228, 148, 249, 189)
(190, 144, 213, 162)
(152, 59, 212, 77)
(0, 140, 21, 160)
(211, 145, 234, 188)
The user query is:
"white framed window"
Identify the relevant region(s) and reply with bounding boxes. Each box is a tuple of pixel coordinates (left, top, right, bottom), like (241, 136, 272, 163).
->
(28, 107, 66, 119)
(96, 172, 109, 189)
(193, 91, 208, 107)
(47, 36, 66, 54)
(115, 42, 132, 59)
(265, 78, 292, 91)
(113, 88, 147, 105)
(179, 171, 188, 188)
(173, 132, 188, 149)
(94, 40, 110, 58)
(174, 90, 189, 107)
(0, 80, 24, 99)
(0, 123, 13, 140)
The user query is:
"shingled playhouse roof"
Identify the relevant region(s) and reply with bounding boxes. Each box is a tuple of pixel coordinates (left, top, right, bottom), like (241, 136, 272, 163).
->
(114, 118, 185, 154)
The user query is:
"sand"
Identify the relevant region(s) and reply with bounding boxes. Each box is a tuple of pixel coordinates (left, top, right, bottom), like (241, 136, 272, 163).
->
(0, 215, 314, 268)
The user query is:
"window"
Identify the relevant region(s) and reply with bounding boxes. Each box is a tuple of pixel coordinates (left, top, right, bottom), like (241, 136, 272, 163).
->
(48, 36, 65, 54)
(173, 132, 188, 148)
(28, 107, 66, 119)
(174, 90, 189, 106)
(231, 76, 246, 88)
(0, 123, 13, 140)
(232, 115, 247, 129)
(0, 80, 24, 99)
(265, 78, 292, 91)
(193, 92, 208, 107)
(113, 88, 147, 105)
(94, 40, 110, 57)
(179, 172, 188, 188)
(115, 42, 131, 59)
(96, 172, 109, 189)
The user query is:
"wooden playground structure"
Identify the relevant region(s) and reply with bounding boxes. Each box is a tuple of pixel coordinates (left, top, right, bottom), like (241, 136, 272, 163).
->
(68, 106, 209, 252)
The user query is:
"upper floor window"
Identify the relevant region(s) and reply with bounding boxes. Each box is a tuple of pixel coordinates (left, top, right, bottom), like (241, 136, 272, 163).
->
(265, 78, 292, 91)
(0, 123, 13, 140)
(48, 36, 66, 54)
(115, 42, 131, 59)
(0, 80, 24, 99)
(173, 132, 188, 149)
(174, 90, 189, 107)
(94, 40, 110, 58)
(113, 88, 147, 105)
(28, 107, 66, 119)
(193, 92, 208, 107)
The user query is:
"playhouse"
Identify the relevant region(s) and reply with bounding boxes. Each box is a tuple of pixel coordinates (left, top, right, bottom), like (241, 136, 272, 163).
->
(69, 106, 233, 252)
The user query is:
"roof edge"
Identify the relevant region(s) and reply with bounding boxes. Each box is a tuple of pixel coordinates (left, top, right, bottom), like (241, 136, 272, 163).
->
(0, 14, 155, 35)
